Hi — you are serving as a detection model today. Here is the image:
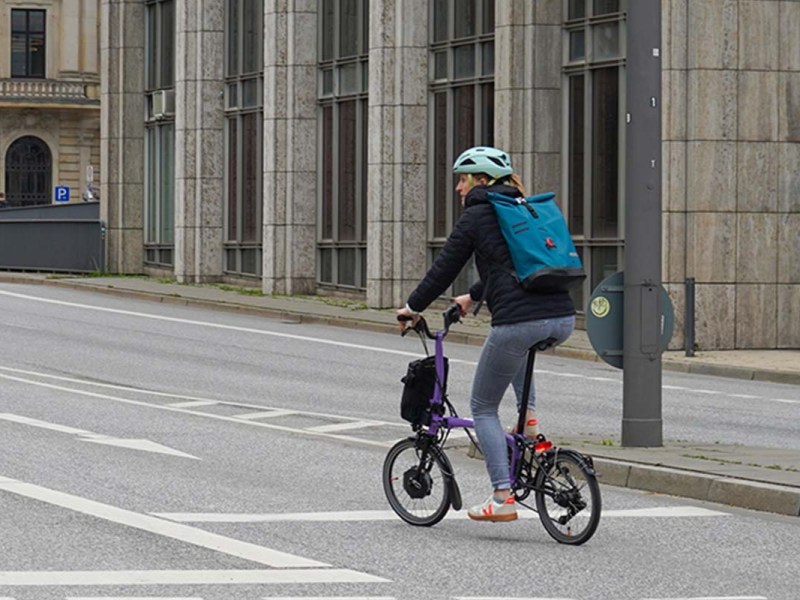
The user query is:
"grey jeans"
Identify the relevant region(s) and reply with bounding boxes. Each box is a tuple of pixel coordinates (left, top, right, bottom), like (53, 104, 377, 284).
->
(470, 315, 575, 490)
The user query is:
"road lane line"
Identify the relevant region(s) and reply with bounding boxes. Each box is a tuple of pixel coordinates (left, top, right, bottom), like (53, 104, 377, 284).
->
(0, 372, 394, 449)
(307, 421, 381, 433)
(69, 597, 203, 600)
(3, 290, 796, 406)
(152, 506, 729, 523)
(0, 289, 426, 360)
(640, 597, 767, 600)
(166, 400, 219, 408)
(0, 365, 405, 430)
(234, 410, 299, 420)
(0, 569, 387, 586)
(455, 597, 575, 600)
(0, 475, 328, 568)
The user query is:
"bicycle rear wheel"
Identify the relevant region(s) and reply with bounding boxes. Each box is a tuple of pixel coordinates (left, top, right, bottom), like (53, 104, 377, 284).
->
(534, 450, 601, 545)
(383, 438, 452, 526)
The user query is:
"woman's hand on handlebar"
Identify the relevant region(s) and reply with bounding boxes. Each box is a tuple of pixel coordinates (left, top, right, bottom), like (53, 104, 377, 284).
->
(452, 293, 473, 317)
(396, 306, 421, 333)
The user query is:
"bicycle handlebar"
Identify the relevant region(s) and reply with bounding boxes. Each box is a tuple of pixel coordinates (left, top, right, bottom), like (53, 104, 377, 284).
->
(397, 303, 462, 339)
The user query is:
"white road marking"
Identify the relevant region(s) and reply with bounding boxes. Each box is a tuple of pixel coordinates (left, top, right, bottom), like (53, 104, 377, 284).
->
(166, 400, 219, 408)
(0, 569, 387, 586)
(0, 371, 395, 449)
(455, 597, 575, 600)
(640, 597, 767, 600)
(153, 505, 728, 523)
(263, 598, 395, 600)
(69, 597, 203, 600)
(0, 475, 327, 568)
(235, 409, 299, 420)
(2, 289, 796, 407)
(0, 413, 199, 459)
(0, 413, 86, 435)
(0, 289, 425, 360)
(307, 421, 381, 433)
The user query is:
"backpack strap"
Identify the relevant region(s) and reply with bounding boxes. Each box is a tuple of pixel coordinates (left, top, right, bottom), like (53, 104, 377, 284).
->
(472, 191, 546, 314)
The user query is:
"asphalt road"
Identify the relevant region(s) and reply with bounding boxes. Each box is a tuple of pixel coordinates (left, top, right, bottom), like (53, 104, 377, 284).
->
(0, 282, 798, 600)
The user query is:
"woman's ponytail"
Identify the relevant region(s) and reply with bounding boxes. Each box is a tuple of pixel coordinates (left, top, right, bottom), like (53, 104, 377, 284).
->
(507, 173, 527, 196)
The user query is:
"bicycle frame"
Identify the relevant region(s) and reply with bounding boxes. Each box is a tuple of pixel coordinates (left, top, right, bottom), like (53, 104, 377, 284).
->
(421, 328, 531, 490)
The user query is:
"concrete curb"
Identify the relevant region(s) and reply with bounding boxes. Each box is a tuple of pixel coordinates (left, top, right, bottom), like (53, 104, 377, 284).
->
(595, 458, 800, 517)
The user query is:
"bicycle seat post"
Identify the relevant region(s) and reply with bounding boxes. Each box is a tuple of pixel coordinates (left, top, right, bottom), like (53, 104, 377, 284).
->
(516, 337, 558, 436)
(516, 348, 537, 436)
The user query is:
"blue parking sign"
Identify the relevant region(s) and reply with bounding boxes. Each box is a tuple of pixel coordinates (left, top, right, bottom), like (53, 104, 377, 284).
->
(55, 186, 70, 202)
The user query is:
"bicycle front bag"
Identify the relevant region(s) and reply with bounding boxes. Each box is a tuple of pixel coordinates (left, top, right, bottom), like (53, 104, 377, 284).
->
(400, 355, 448, 426)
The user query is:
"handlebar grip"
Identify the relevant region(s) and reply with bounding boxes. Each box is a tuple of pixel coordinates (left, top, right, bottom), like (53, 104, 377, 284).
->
(397, 315, 414, 322)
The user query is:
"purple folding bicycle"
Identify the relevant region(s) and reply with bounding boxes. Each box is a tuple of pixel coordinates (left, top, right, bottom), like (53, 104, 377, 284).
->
(383, 304, 601, 545)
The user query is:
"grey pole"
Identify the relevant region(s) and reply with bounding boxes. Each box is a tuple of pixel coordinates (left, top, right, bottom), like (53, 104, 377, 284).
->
(622, 0, 663, 447)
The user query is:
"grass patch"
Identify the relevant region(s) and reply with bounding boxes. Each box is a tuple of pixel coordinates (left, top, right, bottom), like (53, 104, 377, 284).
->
(683, 454, 794, 471)
(215, 284, 265, 297)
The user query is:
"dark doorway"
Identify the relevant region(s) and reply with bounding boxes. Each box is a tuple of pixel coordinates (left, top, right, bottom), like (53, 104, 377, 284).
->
(5, 136, 52, 207)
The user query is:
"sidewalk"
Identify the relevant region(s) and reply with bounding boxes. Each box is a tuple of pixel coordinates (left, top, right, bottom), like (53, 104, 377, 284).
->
(2, 272, 799, 517)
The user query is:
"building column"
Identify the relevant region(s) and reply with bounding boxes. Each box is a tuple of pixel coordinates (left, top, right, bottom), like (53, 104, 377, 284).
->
(81, 0, 100, 76)
(173, 0, 225, 283)
(366, 0, 428, 308)
(60, 0, 81, 75)
(100, 0, 145, 274)
(262, 3, 317, 295)
(495, 2, 560, 194)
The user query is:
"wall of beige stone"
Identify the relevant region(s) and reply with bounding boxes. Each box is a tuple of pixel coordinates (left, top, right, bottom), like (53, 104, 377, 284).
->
(0, 0, 99, 84)
(0, 109, 99, 202)
(0, 0, 101, 204)
(663, 0, 800, 350)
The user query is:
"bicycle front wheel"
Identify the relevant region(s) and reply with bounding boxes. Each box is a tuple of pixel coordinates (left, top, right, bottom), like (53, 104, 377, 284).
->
(383, 438, 452, 526)
(534, 450, 601, 545)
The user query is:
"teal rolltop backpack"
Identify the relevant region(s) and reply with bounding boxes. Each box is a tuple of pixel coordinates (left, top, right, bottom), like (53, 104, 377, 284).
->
(486, 191, 585, 293)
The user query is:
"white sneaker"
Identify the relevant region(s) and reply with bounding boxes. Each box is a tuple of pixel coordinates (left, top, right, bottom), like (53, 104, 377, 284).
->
(468, 495, 518, 522)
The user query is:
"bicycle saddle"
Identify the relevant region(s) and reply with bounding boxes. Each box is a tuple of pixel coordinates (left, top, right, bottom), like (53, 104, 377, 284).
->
(530, 337, 558, 353)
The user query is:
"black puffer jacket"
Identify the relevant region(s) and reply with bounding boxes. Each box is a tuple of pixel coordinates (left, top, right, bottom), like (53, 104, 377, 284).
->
(407, 183, 575, 326)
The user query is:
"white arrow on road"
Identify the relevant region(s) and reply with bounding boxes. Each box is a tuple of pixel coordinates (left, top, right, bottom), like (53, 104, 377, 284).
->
(0, 413, 199, 460)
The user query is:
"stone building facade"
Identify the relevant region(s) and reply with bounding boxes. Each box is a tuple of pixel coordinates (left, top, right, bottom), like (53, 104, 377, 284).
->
(99, 0, 800, 351)
(0, 0, 100, 206)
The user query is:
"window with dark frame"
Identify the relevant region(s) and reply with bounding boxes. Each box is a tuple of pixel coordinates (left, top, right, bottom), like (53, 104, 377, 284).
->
(429, 0, 495, 296)
(563, 0, 625, 313)
(144, 0, 176, 267)
(11, 9, 46, 78)
(318, 0, 369, 290)
(224, 0, 264, 277)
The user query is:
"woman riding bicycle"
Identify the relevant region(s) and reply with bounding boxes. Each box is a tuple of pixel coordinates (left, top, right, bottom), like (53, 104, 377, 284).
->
(396, 146, 576, 522)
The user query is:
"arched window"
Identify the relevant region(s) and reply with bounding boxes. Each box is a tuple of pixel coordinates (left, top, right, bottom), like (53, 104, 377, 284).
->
(5, 136, 52, 207)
